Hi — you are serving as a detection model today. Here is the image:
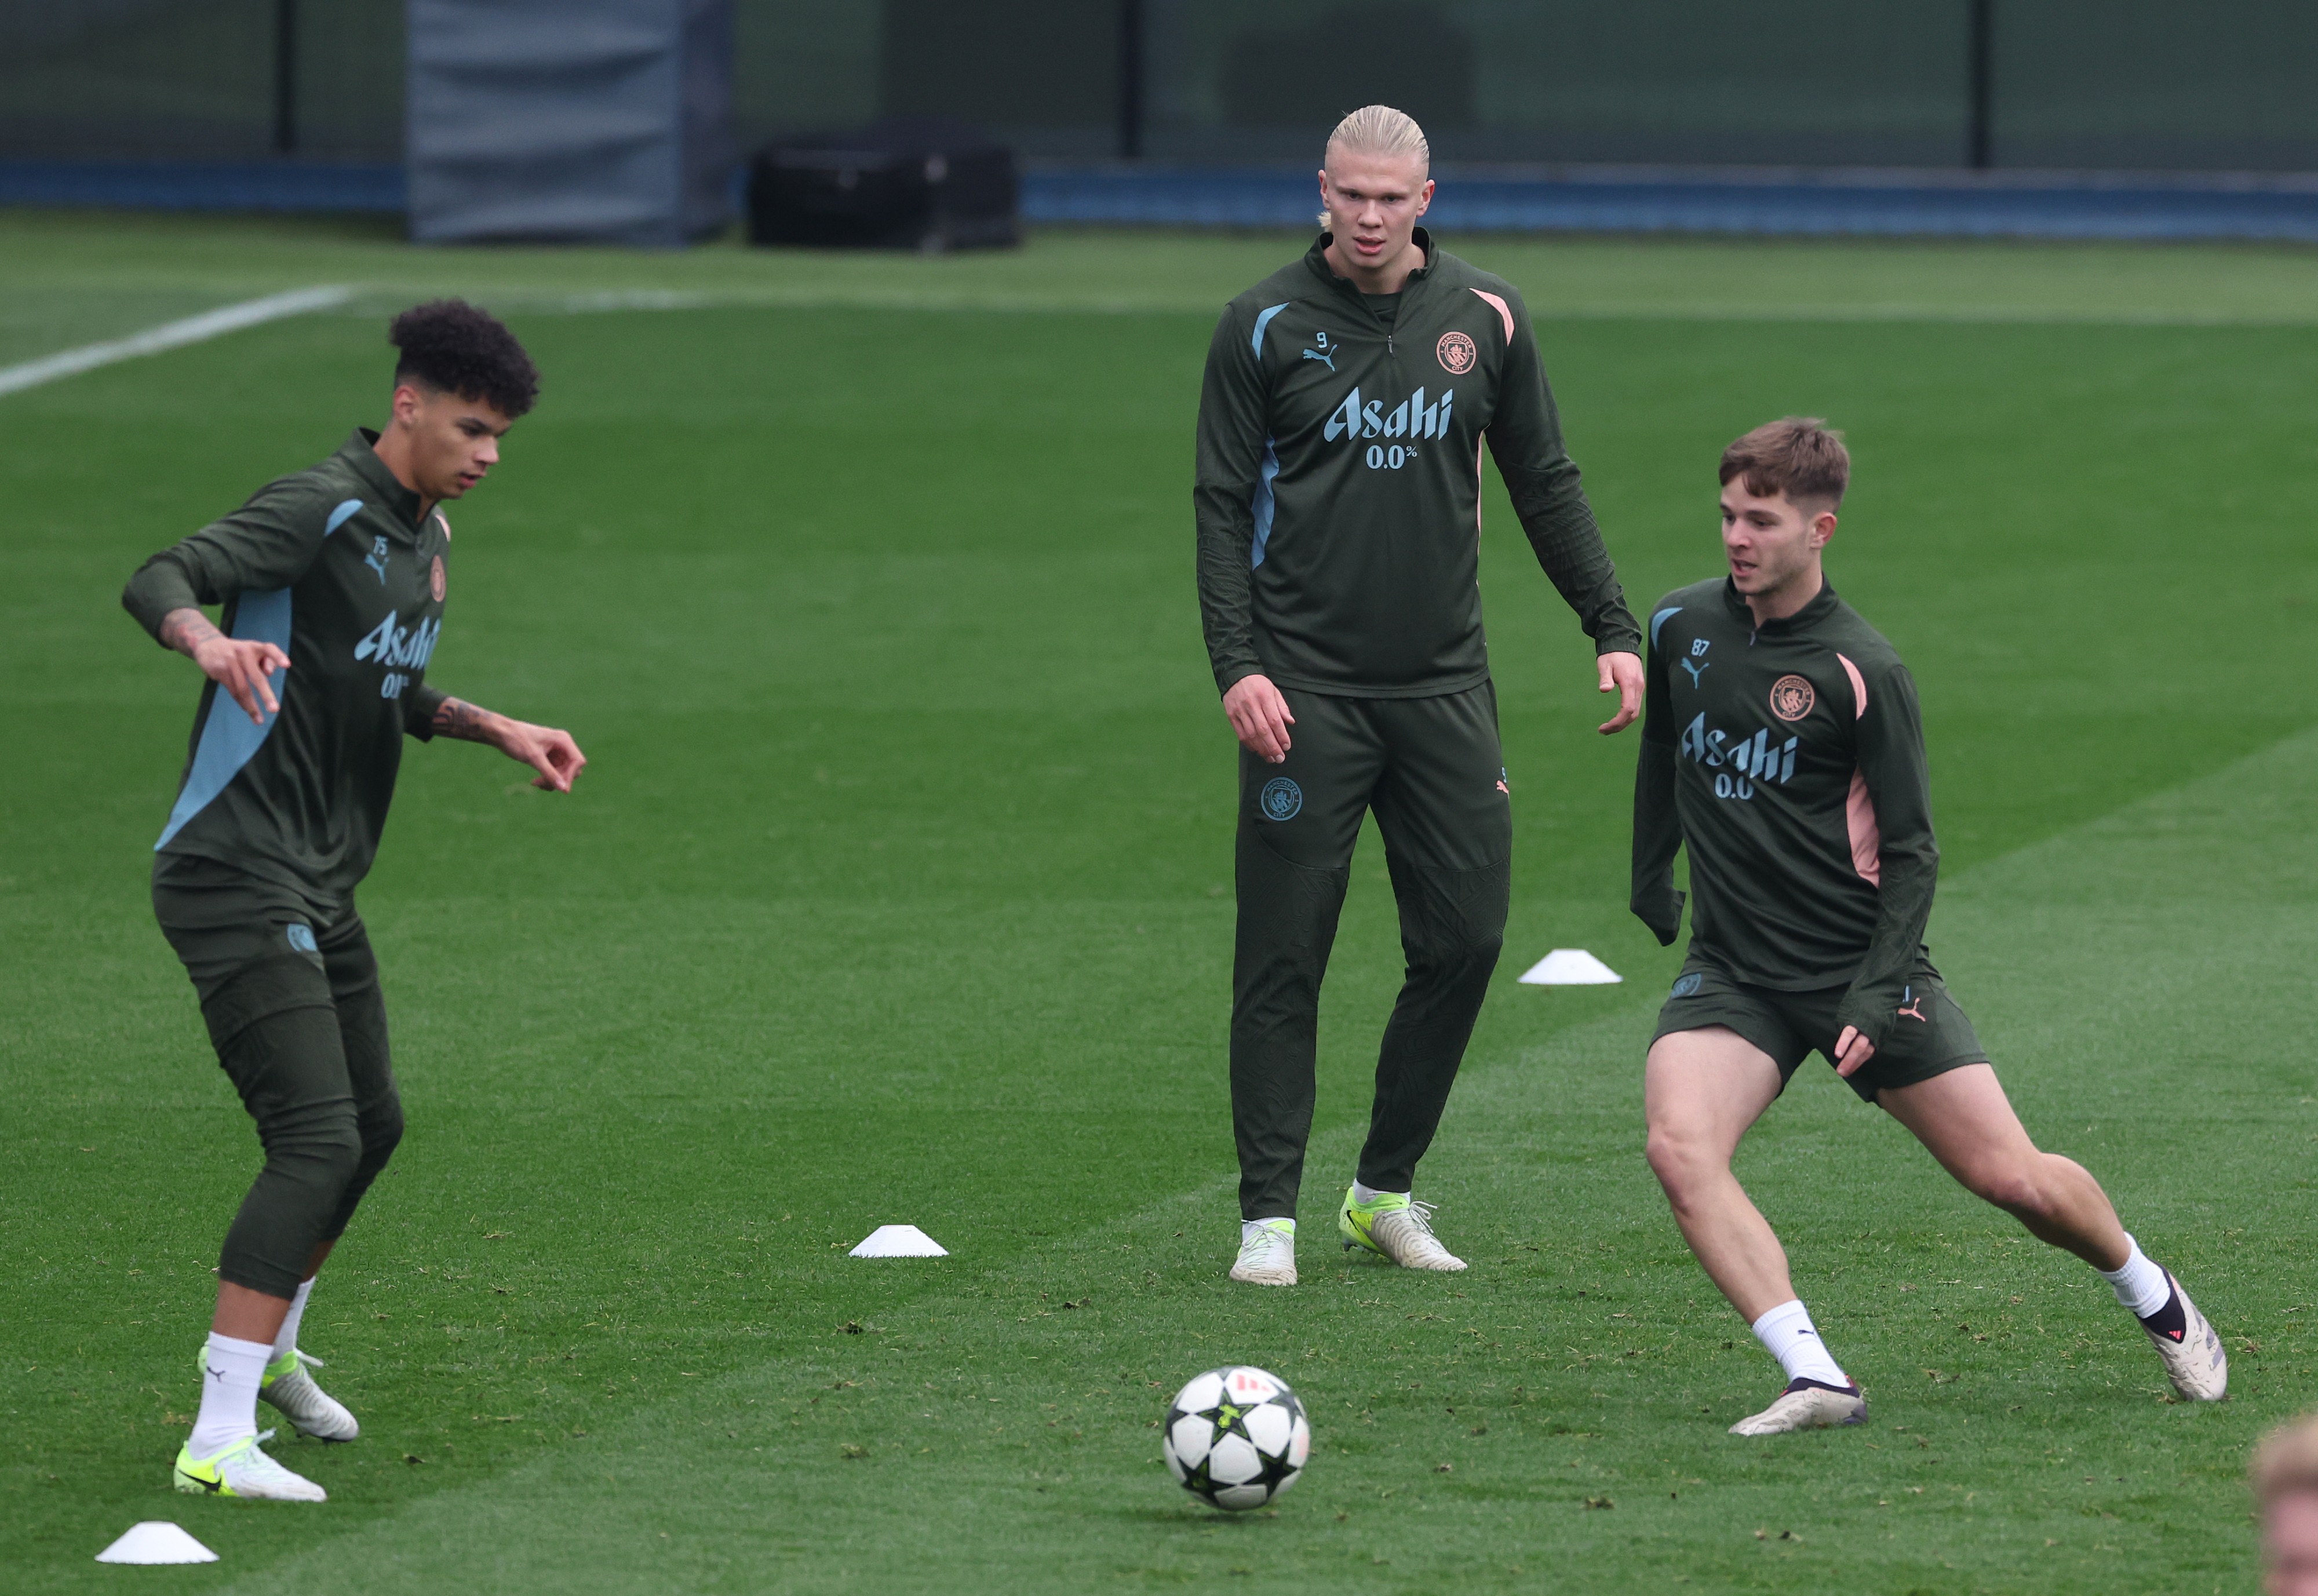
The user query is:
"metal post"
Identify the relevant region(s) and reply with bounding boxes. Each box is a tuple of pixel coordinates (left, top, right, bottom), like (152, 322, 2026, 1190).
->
(273, 0, 297, 155)
(1966, 0, 1993, 169)
(1117, 0, 1145, 160)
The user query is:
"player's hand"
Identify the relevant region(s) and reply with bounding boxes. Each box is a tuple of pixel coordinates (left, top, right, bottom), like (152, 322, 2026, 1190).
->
(1833, 1025, 1877, 1077)
(1223, 674, 1295, 764)
(1597, 650, 1643, 734)
(192, 635, 290, 726)
(494, 719, 587, 792)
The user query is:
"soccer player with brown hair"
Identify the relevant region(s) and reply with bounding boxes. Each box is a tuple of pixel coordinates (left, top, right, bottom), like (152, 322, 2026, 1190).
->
(1633, 416, 2224, 1434)
(1195, 105, 1643, 1287)
(123, 301, 585, 1500)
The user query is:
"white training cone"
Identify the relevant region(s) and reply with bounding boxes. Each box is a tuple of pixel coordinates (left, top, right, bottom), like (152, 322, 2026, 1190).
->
(849, 1225, 949, 1258)
(96, 1522, 218, 1564)
(1517, 948, 1622, 985)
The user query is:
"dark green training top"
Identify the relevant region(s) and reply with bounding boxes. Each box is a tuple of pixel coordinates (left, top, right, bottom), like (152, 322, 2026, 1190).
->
(122, 429, 451, 906)
(1194, 230, 1639, 699)
(1631, 576, 1938, 1050)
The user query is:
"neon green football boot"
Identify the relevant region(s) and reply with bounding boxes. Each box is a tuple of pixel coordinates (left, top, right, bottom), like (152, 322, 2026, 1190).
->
(197, 1345, 359, 1442)
(1339, 1186, 1467, 1271)
(172, 1430, 327, 1502)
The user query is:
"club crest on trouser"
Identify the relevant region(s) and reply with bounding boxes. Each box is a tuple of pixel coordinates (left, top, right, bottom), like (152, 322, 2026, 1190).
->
(1672, 971, 1704, 997)
(1259, 776, 1303, 821)
(1769, 674, 1816, 722)
(1436, 331, 1477, 375)
(430, 555, 446, 603)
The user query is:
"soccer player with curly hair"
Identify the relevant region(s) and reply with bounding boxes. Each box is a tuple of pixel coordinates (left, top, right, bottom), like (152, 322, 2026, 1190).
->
(122, 301, 585, 1501)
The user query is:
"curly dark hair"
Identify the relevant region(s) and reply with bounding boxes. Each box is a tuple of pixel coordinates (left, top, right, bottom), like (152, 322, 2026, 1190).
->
(388, 300, 540, 418)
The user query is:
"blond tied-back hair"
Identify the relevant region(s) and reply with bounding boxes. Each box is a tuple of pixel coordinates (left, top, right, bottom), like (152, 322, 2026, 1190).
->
(1320, 105, 1430, 229)
(2254, 1413, 2318, 1507)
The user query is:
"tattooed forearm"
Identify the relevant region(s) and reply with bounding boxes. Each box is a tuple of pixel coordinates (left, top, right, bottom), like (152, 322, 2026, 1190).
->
(431, 696, 501, 742)
(158, 607, 223, 658)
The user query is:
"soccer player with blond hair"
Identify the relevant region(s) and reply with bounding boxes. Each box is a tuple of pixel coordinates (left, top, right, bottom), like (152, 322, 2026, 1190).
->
(1195, 105, 1644, 1287)
(1633, 416, 2225, 1434)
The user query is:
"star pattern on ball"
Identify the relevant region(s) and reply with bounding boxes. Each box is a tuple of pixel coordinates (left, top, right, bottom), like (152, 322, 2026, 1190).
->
(1195, 1397, 1256, 1448)
(1163, 1368, 1308, 1510)
(1252, 1433, 1302, 1493)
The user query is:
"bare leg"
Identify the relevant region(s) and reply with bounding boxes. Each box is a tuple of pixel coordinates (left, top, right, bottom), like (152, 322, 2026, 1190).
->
(1877, 1063, 2129, 1271)
(208, 1237, 336, 1344)
(1644, 1027, 1794, 1322)
(210, 1284, 293, 1344)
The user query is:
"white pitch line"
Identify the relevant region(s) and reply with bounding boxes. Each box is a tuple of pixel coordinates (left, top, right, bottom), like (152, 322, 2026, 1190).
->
(0, 284, 353, 399)
(461, 284, 2318, 329)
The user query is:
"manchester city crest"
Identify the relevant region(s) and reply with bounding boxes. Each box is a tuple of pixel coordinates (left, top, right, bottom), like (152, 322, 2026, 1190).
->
(1259, 777, 1303, 822)
(1769, 674, 1816, 722)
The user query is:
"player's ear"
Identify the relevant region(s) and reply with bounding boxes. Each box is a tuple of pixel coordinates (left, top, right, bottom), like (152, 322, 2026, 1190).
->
(1812, 509, 1838, 549)
(1415, 177, 1434, 216)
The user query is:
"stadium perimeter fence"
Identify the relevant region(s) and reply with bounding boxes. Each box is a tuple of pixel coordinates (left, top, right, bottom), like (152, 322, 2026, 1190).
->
(6, 0, 2318, 239)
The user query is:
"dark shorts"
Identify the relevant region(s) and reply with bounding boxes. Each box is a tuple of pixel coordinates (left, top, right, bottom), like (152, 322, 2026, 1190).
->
(152, 854, 370, 1024)
(1650, 953, 1987, 1103)
(153, 854, 403, 1295)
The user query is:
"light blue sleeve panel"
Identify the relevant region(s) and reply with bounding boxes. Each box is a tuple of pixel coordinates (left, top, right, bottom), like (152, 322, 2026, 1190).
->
(155, 588, 291, 850)
(1251, 302, 1291, 359)
(1249, 438, 1281, 569)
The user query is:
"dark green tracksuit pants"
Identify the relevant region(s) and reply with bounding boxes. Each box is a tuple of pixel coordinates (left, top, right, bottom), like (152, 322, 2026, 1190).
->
(1232, 682, 1512, 1221)
(153, 855, 403, 1300)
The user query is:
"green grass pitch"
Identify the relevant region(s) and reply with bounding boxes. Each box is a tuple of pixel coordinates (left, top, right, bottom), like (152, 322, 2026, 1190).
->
(5, 212, 2318, 1593)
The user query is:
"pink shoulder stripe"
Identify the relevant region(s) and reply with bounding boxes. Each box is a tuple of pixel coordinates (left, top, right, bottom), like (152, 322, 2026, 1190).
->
(1846, 769, 1882, 886)
(1835, 651, 1867, 719)
(1470, 289, 1513, 341)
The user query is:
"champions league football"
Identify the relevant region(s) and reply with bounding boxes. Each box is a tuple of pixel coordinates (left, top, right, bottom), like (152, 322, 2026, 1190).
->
(1161, 1366, 1311, 1511)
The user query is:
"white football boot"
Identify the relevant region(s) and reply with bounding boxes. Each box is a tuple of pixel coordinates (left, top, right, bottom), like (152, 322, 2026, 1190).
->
(2142, 1273, 2228, 1401)
(1230, 1219, 1298, 1286)
(1340, 1189, 1466, 1272)
(1728, 1378, 1868, 1436)
(262, 1350, 360, 1441)
(200, 1345, 359, 1442)
(173, 1430, 327, 1502)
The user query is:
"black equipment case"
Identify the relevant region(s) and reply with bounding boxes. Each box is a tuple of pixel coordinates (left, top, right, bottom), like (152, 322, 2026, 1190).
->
(747, 117, 1019, 252)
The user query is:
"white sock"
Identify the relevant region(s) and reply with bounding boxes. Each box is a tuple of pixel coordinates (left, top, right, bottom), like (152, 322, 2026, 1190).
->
(189, 1333, 272, 1458)
(1750, 1299, 1851, 1389)
(1350, 1181, 1404, 1205)
(1243, 1218, 1294, 1240)
(271, 1278, 314, 1362)
(2097, 1234, 2172, 1318)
